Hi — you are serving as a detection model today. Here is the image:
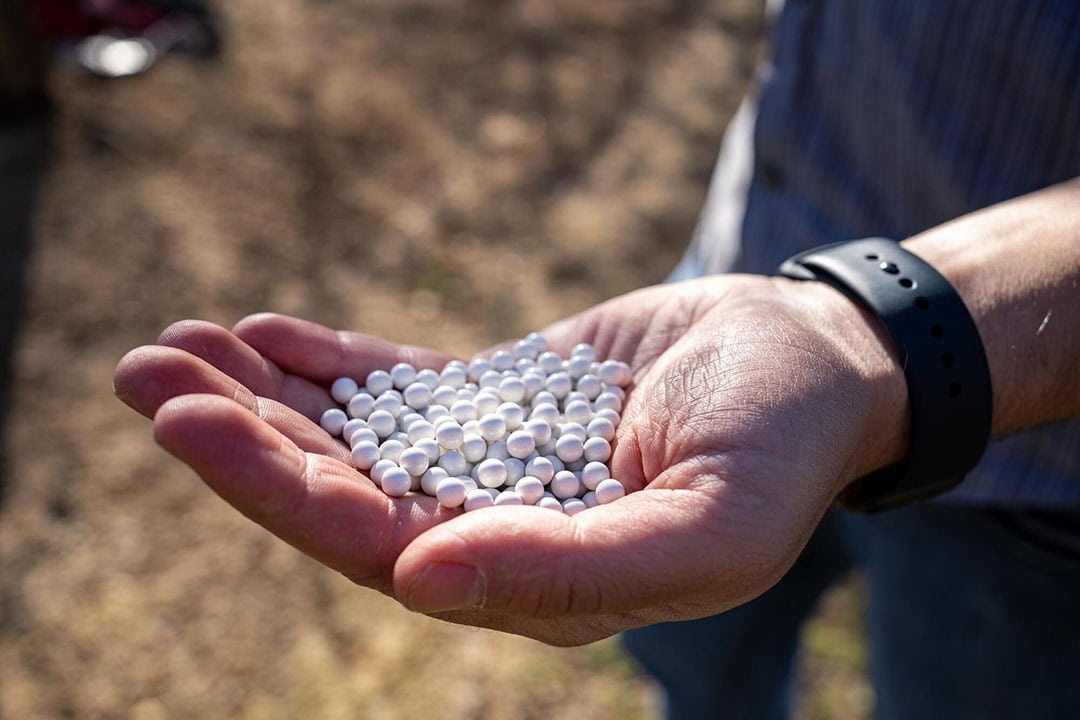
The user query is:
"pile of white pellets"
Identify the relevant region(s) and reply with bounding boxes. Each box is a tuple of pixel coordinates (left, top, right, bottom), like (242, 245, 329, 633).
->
(318, 333, 631, 514)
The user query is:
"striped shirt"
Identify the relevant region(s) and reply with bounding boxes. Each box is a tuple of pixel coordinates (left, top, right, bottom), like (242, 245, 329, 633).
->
(686, 0, 1080, 506)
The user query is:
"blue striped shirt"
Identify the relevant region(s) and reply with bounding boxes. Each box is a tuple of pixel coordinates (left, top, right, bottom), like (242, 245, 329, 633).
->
(688, 0, 1080, 506)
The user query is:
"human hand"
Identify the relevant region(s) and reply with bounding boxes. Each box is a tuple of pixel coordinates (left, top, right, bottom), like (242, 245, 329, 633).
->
(114, 275, 906, 646)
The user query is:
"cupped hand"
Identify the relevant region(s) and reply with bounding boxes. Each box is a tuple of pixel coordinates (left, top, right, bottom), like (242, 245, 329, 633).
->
(114, 275, 906, 646)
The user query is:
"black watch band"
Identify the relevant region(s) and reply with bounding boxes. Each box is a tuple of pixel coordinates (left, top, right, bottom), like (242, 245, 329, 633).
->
(778, 238, 993, 512)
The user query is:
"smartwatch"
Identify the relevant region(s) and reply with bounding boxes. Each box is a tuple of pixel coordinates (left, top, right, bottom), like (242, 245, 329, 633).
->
(778, 238, 993, 512)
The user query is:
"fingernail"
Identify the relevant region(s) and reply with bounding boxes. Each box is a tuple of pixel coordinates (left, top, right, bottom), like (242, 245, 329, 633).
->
(405, 563, 486, 614)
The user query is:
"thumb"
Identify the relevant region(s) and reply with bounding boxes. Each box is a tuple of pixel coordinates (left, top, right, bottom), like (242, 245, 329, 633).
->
(392, 487, 746, 619)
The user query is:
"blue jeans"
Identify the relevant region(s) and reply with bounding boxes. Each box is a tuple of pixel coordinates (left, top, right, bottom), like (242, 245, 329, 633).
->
(621, 505, 1080, 719)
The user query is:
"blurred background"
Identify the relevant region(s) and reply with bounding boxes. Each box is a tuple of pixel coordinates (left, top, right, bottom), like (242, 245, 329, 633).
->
(1, 1, 870, 717)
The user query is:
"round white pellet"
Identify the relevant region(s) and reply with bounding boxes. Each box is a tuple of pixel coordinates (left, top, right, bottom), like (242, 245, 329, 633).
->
(476, 458, 508, 488)
(566, 458, 587, 473)
(435, 422, 464, 450)
(414, 438, 440, 462)
(381, 467, 412, 497)
(513, 339, 535, 359)
(350, 441, 380, 470)
(474, 392, 500, 416)
(537, 496, 564, 512)
(346, 392, 375, 419)
(365, 370, 393, 397)
(490, 350, 515, 371)
(432, 414, 456, 428)
(420, 467, 450, 495)
(457, 385, 477, 400)
(530, 403, 560, 426)
(467, 357, 492, 382)
(440, 365, 467, 388)
(450, 399, 478, 423)
(526, 332, 547, 353)
(416, 368, 440, 389)
(379, 439, 406, 463)
(582, 491, 599, 508)
(537, 351, 562, 374)
(593, 391, 623, 414)
(478, 369, 503, 390)
(595, 408, 621, 426)
(523, 418, 553, 447)
(566, 357, 591, 379)
(484, 487, 501, 500)
(571, 343, 596, 362)
(459, 477, 478, 492)
(515, 476, 545, 504)
(494, 490, 524, 506)
(555, 435, 585, 463)
(525, 456, 556, 484)
(498, 376, 526, 403)
(350, 428, 380, 447)
(583, 436, 612, 463)
(546, 455, 566, 473)
(424, 405, 450, 423)
(463, 489, 495, 512)
(563, 399, 592, 425)
(531, 390, 558, 408)
(550, 470, 581, 499)
(342, 419, 368, 443)
(563, 390, 589, 408)
(369, 458, 396, 483)
(586, 417, 616, 442)
(486, 441, 509, 461)
(437, 450, 468, 477)
(595, 478, 626, 504)
(575, 373, 602, 399)
(559, 422, 587, 442)
(389, 431, 410, 446)
(390, 362, 417, 389)
(581, 461, 610, 490)
(504, 458, 526, 484)
(505, 430, 536, 459)
(436, 477, 468, 508)
(522, 373, 545, 400)
(478, 413, 507, 443)
(372, 394, 401, 418)
(496, 402, 525, 430)
(598, 360, 633, 387)
(398, 412, 421, 431)
(320, 408, 348, 436)
(398, 447, 430, 476)
(403, 382, 432, 410)
(432, 385, 458, 407)
(562, 498, 587, 516)
(330, 377, 359, 404)
(461, 433, 487, 462)
(406, 420, 436, 445)
(544, 372, 572, 399)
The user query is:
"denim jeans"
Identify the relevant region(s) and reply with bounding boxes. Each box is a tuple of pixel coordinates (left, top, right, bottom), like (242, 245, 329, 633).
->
(621, 504, 1080, 719)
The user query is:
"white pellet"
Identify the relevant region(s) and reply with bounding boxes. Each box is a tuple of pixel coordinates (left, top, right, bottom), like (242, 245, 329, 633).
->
(587, 417, 616, 441)
(463, 489, 495, 512)
(595, 478, 626, 504)
(544, 372, 572, 399)
(450, 399, 478, 423)
(436, 477, 467, 508)
(564, 390, 589, 408)
(504, 458, 526, 484)
(555, 435, 584, 463)
(381, 467, 412, 498)
(575, 373, 602, 399)
(496, 401, 525, 430)
(459, 477, 478, 492)
(598, 360, 632, 387)
(403, 382, 432, 410)
(379, 439, 406, 463)
(440, 365, 467, 388)
(406, 420, 436, 445)
(537, 496, 564, 512)
(515, 476, 545, 504)
(320, 408, 348, 436)
(420, 467, 449, 495)
(498, 376, 526, 403)
(523, 418, 553, 447)
(562, 498, 587, 516)
(365, 370, 393, 397)
(583, 436, 612, 463)
(506, 430, 537, 459)
(416, 368, 441, 389)
(424, 405, 450, 423)
(530, 403, 560, 426)
(461, 433, 488, 462)
(522, 373, 545, 400)
(594, 408, 621, 426)
(513, 340, 535, 359)
(525, 456, 556, 484)
(550, 470, 580, 499)
(478, 413, 507, 442)
(369, 458, 396, 483)
(566, 357, 591, 379)
(351, 441, 380, 470)
(372, 394, 401, 418)
(559, 422, 587, 442)
(582, 491, 599, 508)
(537, 351, 562, 374)
(342, 419, 368, 443)
(593, 391, 623, 414)
(571, 343, 596, 362)
(414, 438, 441, 463)
(474, 392, 500, 416)
(478, 369, 503, 390)
(491, 350, 515, 371)
(525, 332, 547, 354)
(476, 458, 508, 488)
(486, 441, 509, 461)
(437, 450, 468, 477)
(563, 399, 592, 425)
(435, 422, 464, 450)
(347, 392, 375, 419)
(581, 461, 610, 490)
(494, 490, 524, 506)
(390, 362, 417, 389)
(350, 428, 380, 447)
(432, 385, 458, 407)
(331, 377, 359, 404)
(531, 390, 558, 408)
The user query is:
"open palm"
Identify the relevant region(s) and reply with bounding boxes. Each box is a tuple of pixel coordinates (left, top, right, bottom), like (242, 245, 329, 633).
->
(115, 275, 904, 646)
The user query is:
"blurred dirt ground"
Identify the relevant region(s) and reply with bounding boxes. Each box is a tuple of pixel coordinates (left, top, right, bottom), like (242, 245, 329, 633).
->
(1, 1, 869, 718)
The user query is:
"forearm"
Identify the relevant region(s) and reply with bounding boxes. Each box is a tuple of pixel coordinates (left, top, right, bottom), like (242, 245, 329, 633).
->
(904, 178, 1080, 435)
